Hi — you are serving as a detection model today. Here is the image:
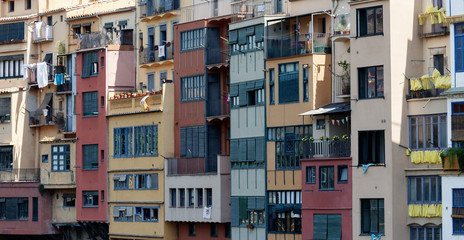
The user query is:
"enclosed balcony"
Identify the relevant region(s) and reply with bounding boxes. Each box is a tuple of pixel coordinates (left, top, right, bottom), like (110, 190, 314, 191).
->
(75, 30, 133, 50)
(0, 168, 40, 182)
(29, 108, 68, 131)
(139, 0, 180, 19)
(334, 74, 350, 97)
(139, 44, 173, 65)
(266, 14, 331, 59)
(33, 25, 53, 43)
(407, 70, 450, 99)
(231, 0, 275, 23)
(301, 139, 350, 159)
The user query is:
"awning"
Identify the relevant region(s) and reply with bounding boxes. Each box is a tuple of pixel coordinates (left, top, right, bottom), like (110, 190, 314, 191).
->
(299, 102, 350, 116)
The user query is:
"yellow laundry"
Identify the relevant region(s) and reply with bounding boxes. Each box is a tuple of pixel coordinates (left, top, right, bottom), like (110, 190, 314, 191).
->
(410, 150, 441, 165)
(408, 204, 442, 218)
(421, 75, 432, 90)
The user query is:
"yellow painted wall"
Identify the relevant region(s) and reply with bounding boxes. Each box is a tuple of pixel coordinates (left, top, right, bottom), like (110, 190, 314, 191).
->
(39, 141, 76, 187)
(51, 189, 77, 223)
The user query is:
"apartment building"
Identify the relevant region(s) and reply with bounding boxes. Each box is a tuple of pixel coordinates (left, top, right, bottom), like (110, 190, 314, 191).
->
(167, 1, 231, 237)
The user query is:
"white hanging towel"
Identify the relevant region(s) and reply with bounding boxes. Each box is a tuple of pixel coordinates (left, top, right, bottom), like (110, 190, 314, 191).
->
(158, 45, 165, 58)
(34, 22, 43, 39)
(36, 62, 49, 88)
(22, 63, 36, 81)
(203, 206, 212, 219)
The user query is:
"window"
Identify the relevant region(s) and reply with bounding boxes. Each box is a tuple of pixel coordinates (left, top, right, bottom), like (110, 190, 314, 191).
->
(51, 145, 70, 171)
(32, 197, 38, 221)
(303, 66, 309, 102)
(230, 80, 265, 108)
(114, 127, 133, 157)
(197, 188, 203, 207)
(180, 75, 205, 101)
(0, 146, 12, 170)
(225, 223, 231, 238)
(189, 223, 196, 236)
(358, 66, 384, 99)
(206, 188, 212, 207)
(452, 102, 464, 142)
(0, 197, 28, 220)
(269, 125, 312, 169)
(83, 23, 91, 34)
(306, 166, 316, 184)
(170, 189, 177, 207)
(268, 191, 301, 233)
(232, 197, 266, 227)
(0, 57, 24, 79)
(147, 73, 155, 91)
(72, 25, 81, 39)
(248, 88, 265, 106)
(82, 52, 99, 78)
(8, 1, 14, 12)
(113, 206, 133, 222)
(0, 98, 11, 121)
(319, 166, 334, 190)
(278, 62, 299, 104)
(361, 199, 384, 235)
(313, 214, 342, 240)
(134, 125, 158, 156)
(269, 68, 275, 104)
(456, 23, 464, 72)
(408, 176, 442, 204)
(179, 189, 185, 207)
(83, 191, 98, 207)
(135, 207, 158, 222)
(180, 126, 205, 158)
(358, 130, 385, 165)
(42, 154, 48, 163)
(160, 71, 167, 88)
(83, 92, 98, 116)
(357, 6, 383, 37)
(47, 16, 52, 26)
(113, 174, 132, 190)
(228, 25, 265, 55)
(188, 188, 194, 207)
(83, 144, 98, 170)
(0, 23, 24, 43)
(410, 226, 441, 240)
(134, 173, 158, 190)
(338, 165, 348, 183)
(180, 28, 205, 51)
(453, 189, 464, 234)
(211, 223, 218, 237)
(410, 115, 447, 150)
(63, 194, 75, 207)
(25, 0, 31, 9)
(316, 119, 325, 130)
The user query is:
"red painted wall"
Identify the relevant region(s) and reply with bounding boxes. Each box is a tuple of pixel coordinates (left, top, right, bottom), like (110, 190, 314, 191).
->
(75, 49, 108, 222)
(301, 157, 352, 240)
(0, 182, 57, 235)
(178, 222, 230, 240)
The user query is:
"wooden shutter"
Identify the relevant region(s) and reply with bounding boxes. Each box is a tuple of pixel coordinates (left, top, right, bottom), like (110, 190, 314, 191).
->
(198, 126, 205, 158)
(239, 139, 247, 162)
(255, 138, 265, 162)
(327, 214, 342, 239)
(247, 138, 255, 162)
(230, 139, 239, 162)
(229, 84, 239, 97)
(255, 25, 264, 42)
(180, 128, 186, 157)
(231, 197, 239, 226)
(238, 28, 247, 45)
(229, 30, 237, 44)
(82, 53, 91, 78)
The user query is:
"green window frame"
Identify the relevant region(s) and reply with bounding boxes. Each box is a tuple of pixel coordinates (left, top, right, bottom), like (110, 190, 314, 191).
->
(83, 144, 98, 170)
(114, 127, 133, 158)
(134, 125, 158, 156)
(51, 145, 70, 172)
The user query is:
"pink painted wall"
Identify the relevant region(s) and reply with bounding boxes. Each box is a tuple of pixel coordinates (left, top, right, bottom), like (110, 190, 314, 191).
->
(75, 50, 108, 222)
(106, 48, 136, 90)
(301, 157, 352, 240)
(0, 182, 58, 235)
(178, 222, 230, 240)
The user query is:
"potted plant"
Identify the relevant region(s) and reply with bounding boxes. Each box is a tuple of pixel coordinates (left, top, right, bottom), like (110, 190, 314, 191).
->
(342, 134, 349, 140)
(319, 136, 325, 141)
(246, 224, 254, 229)
(333, 135, 340, 141)
(441, 147, 464, 171)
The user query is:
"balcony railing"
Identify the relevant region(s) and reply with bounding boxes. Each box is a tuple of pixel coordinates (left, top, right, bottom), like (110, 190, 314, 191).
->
(167, 157, 218, 175)
(302, 140, 351, 159)
(231, 0, 274, 23)
(334, 75, 350, 97)
(267, 33, 330, 59)
(29, 108, 67, 130)
(139, 0, 180, 18)
(139, 45, 174, 64)
(0, 168, 40, 182)
(407, 73, 450, 99)
(333, 13, 350, 36)
(33, 25, 53, 43)
(206, 46, 229, 66)
(78, 30, 133, 50)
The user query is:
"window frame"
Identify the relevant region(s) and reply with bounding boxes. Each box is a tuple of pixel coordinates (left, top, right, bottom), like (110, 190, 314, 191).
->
(63, 194, 76, 208)
(278, 62, 300, 104)
(357, 6, 383, 37)
(82, 144, 99, 170)
(306, 166, 316, 184)
(114, 127, 133, 158)
(319, 166, 335, 190)
(407, 176, 442, 204)
(134, 173, 158, 190)
(303, 66, 309, 102)
(113, 174, 132, 190)
(360, 198, 384, 235)
(358, 66, 384, 99)
(134, 125, 158, 157)
(134, 206, 159, 222)
(83, 91, 98, 116)
(410, 225, 441, 240)
(456, 23, 464, 72)
(51, 145, 71, 172)
(180, 75, 205, 102)
(358, 130, 385, 165)
(0, 98, 11, 121)
(269, 68, 275, 104)
(83, 191, 99, 207)
(0, 146, 13, 170)
(337, 165, 348, 184)
(409, 114, 447, 150)
(8, 1, 14, 12)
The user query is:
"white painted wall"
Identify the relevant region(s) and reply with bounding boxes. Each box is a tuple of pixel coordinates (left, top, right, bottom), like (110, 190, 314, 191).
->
(448, 0, 464, 17)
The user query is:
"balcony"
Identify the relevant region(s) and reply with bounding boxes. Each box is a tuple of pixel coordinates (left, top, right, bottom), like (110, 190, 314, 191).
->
(0, 168, 40, 182)
(139, 45, 173, 65)
(206, 46, 229, 68)
(29, 108, 68, 131)
(333, 13, 350, 36)
(231, 0, 274, 23)
(267, 32, 330, 59)
(76, 30, 133, 50)
(301, 140, 351, 159)
(334, 75, 350, 97)
(407, 72, 450, 99)
(33, 25, 53, 43)
(139, 0, 180, 19)
(418, 7, 449, 38)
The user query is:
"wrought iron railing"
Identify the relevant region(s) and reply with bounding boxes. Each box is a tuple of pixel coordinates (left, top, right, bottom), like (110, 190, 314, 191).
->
(139, 45, 174, 64)
(302, 140, 351, 159)
(33, 25, 53, 42)
(29, 108, 68, 131)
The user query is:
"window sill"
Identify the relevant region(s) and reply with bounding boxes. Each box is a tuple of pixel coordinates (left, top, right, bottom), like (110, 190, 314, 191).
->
(359, 233, 384, 236)
(82, 168, 99, 171)
(51, 170, 71, 172)
(0, 120, 11, 123)
(82, 114, 99, 118)
(358, 96, 385, 101)
(82, 206, 99, 208)
(278, 101, 300, 105)
(357, 33, 384, 38)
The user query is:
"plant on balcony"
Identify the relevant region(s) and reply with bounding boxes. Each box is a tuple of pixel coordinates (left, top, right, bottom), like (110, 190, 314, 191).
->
(342, 134, 349, 140)
(333, 135, 340, 141)
(246, 224, 254, 229)
(441, 147, 464, 171)
(319, 136, 325, 141)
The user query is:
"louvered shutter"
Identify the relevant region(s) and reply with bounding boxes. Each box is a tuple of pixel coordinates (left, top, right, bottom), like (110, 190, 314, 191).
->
(247, 138, 255, 162)
(239, 139, 247, 162)
(192, 127, 198, 157)
(231, 197, 239, 226)
(180, 128, 186, 157)
(239, 83, 247, 106)
(230, 139, 239, 162)
(255, 138, 265, 162)
(198, 126, 205, 157)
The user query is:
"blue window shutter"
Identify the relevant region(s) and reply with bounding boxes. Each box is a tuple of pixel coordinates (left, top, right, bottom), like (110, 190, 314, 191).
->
(247, 81, 255, 90)
(239, 83, 247, 106)
(192, 127, 199, 157)
(255, 138, 265, 162)
(82, 53, 91, 78)
(247, 138, 256, 162)
(239, 139, 247, 162)
(457, 35, 464, 72)
(113, 128, 118, 157)
(255, 79, 264, 89)
(247, 197, 256, 210)
(180, 128, 186, 157)
(198, 126, 205, 157)
(238, 28, 247, 45)
(187, 128, 193, 158)
(231, 197, 239, 226)
(256, 197, 265, 210)
(230, 139, 239, 162)
(229, 30, 238, 44)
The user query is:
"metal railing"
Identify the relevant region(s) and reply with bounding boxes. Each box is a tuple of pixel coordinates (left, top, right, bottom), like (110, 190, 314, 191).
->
(29, 108, 68, 130)
(231, 0, 274, 23)
(406, 75, 450, 99)
(334, 75, 350, 97)
(139, 45, 174, 64)
(33, 25, 53, 42)
(0, 168, 40, 182)
(266, 33, 330, 59)
(140, 0, 180, 18)
(302, 140, 351, 159)
(78, 30, 133, 49)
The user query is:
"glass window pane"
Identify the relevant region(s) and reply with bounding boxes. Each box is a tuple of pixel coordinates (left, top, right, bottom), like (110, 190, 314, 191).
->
(418, 117, 424, 149)
(426, 117, 432, 149)
(410, 178, 416, 202)
(411, 118, 417, 149)
(431, 177, 437, 202)
(367, 9, 375, 34)
(424, 177, 430, 202)
(367, 67, 376, 98)
(376, 8, 383, 33)
(376, 66, 384, 97)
